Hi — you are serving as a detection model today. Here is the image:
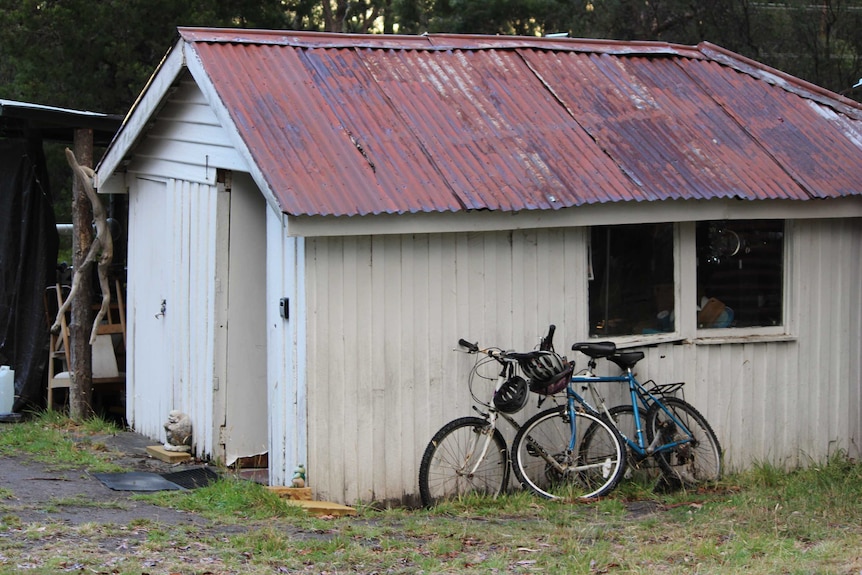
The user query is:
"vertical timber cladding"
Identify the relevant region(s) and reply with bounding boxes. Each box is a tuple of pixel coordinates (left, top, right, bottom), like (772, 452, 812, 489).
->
(304, 228, 588, 504)
(301, 219, 862, 504)
(126, 176, 222, 457)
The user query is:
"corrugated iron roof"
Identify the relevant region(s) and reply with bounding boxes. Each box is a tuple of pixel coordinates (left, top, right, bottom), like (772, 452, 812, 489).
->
(179, 28, 862, 217)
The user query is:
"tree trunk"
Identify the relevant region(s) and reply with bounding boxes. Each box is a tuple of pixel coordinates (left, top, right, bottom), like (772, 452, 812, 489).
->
(69, 129, 94, 420)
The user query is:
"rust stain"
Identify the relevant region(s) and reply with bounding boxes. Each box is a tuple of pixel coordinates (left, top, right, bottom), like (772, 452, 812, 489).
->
(181, 29, 862, 217)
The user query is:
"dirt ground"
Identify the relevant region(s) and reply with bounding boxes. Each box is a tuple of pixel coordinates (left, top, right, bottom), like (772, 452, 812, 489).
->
(0, 429, 211, 527)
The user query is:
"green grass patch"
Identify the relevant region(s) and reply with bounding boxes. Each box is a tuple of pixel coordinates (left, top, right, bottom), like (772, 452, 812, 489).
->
(0, 410, 124, 472)
(2, 416, 861, 574)
(139, 475, 306, 522)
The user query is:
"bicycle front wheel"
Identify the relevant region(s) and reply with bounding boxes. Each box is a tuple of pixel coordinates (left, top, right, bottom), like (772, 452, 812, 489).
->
(418, 417, 509, 507)
(512, 407, 626, 500)
(646, 397, 722, 487)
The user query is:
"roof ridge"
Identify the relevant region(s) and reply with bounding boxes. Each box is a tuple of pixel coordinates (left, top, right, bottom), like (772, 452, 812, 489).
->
(697, 41, 862, 120)
(177, 27, 703, 58)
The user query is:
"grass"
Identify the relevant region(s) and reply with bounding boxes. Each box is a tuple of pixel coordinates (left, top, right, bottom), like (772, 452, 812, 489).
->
(0, 410, 125, 473)
(138, 474, 307, 521)
(1, 414, 861, 574)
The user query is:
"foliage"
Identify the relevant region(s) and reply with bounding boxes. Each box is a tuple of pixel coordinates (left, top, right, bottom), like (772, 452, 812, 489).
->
(1, 1, 860, 225)
(1, 0, 860, 120)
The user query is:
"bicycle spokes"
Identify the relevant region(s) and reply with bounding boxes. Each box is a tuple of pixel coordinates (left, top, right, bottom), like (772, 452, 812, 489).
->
(513, 407, 626, 500)
(647, 398, 721, 487)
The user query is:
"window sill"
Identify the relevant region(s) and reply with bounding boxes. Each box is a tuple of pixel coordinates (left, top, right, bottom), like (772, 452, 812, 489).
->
(690, 328, 796, 345)
(590, 329, 797, 348)
(590, 333, 685, 349)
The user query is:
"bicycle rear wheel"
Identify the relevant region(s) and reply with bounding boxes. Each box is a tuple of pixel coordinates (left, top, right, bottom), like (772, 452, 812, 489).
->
(511, 406, 626, 500)
(418, 417, 509, 507)
(646, 397, 722, 487)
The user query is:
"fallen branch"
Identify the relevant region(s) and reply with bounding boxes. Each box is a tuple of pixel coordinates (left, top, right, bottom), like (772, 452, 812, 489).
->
(50, 148, 113, 345)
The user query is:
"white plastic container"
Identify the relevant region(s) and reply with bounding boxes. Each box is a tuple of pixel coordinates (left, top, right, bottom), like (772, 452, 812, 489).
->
(0, 365, 14, 413)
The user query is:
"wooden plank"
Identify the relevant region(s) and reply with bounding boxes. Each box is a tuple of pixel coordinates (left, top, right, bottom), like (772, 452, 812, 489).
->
(267, 486, 356, 516)
(286, 499, 357, 517)
(146, 445, 192, 463)
(266, 486, 312, 501)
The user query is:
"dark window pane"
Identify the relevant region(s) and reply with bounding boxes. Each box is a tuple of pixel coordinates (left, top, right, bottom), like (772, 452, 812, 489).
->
(589, 224, 675, 337)
(696, 220, 784, 328)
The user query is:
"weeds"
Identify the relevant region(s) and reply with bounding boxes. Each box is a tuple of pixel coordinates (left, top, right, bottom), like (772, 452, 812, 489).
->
(141, 475, 306, 522)
(1, 415, 861, 574)
(0, 410, 124, 472)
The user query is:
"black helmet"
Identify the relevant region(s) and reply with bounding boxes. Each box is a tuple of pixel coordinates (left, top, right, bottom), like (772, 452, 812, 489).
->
(493, 376, 529, 413)
(520, 351, 571, 395)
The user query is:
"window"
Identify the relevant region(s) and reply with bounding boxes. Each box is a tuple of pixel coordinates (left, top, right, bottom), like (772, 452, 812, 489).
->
(589, 223, 675, 337)
(587, 220, 786, 338)
(695, 220, 784, 329)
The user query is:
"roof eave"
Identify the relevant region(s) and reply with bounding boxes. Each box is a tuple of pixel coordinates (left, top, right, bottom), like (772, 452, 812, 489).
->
(95, 39, 186, 191)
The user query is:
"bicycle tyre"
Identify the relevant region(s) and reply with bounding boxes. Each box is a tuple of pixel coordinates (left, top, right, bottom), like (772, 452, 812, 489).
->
(645, 397, 722, 487)
(511, 406, 626, 500)
(418, 417, 509, 507)
(584, 405, 662, 483)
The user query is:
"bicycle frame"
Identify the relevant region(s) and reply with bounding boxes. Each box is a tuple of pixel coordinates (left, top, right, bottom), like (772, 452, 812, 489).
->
(457, 348, 523, 476)
(566, 367, 696, 460)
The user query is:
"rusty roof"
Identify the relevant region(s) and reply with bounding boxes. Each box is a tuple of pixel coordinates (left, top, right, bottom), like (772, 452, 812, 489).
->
(176, 28, 862, 216)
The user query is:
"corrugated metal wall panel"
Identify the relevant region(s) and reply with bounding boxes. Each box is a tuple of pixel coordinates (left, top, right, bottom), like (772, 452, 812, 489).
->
(304, 229, 589, 504)
(303, 219, 862, 505)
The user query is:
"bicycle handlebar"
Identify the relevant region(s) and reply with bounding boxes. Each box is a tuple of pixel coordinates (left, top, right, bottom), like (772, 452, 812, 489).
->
(540, 324, 556, 351)
(460, 324, 556, 356)
(458, 338, 479, 353)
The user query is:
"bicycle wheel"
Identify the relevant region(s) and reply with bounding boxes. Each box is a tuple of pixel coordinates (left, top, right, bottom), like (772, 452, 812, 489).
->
(646, 397, 722, 487)
(511, 406, 626, 500)
(418, 417, 509, 507)
(584, 405, 662, 484)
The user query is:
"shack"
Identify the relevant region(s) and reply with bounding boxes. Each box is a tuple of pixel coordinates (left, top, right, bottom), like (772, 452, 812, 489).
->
(96, 29, 862, 505)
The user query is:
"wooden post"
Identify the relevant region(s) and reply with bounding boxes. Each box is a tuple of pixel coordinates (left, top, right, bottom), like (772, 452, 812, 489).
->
(69, 129, 94, 420)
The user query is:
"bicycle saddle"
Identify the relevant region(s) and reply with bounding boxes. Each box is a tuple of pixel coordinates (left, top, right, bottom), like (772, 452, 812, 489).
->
(608, 351, 645, 370)
(571, 341, 616, 358)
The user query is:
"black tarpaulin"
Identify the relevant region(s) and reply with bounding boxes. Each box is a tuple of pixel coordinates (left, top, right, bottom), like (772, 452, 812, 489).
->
(0, 137, 59, 412)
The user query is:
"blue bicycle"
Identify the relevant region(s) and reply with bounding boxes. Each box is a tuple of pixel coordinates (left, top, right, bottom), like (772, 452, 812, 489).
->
(566, 341, 722, 488)
(419, 327, 629, 506)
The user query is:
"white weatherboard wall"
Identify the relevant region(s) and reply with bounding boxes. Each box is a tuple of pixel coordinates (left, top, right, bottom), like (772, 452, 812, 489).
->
(267, 211, 306, 488)
(301, 219, 862, 505)
(126, 177, 223, 456)
(122, 73, 264, 462)
(303, 229, 590, 504)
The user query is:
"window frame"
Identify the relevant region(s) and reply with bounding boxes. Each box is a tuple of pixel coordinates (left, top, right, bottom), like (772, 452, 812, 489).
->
(586, 220, 796, 348)
(687, 220, 796, 344)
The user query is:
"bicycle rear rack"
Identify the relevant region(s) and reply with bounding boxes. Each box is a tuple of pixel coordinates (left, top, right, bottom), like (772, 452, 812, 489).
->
(641, 380, 685, 402)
